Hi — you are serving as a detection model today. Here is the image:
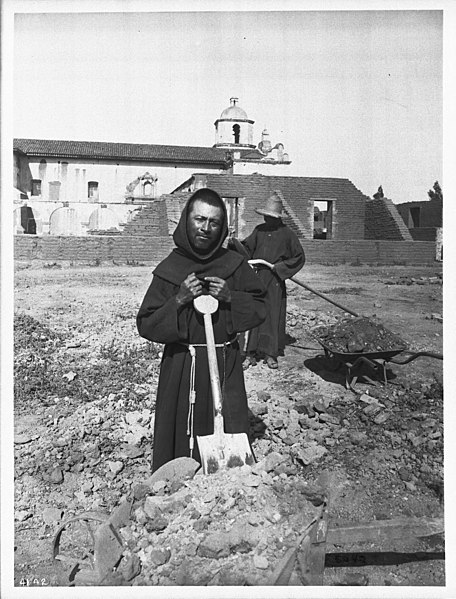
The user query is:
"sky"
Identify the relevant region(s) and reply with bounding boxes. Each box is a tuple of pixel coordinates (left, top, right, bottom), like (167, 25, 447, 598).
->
(10, 3, 446, 205)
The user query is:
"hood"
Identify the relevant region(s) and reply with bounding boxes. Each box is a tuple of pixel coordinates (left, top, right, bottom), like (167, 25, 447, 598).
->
(173, 188, 229, 262)
(153, 188, 243, 286)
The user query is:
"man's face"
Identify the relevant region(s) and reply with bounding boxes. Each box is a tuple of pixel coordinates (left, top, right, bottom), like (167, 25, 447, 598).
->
(187, 199, 224, 253)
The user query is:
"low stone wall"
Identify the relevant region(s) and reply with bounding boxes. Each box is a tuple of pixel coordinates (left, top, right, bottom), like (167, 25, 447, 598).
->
(14, 235, 174, 263)
(299, 240, 436, 265)
(409, 228, 437, 242)
(15, 235, 438, 265)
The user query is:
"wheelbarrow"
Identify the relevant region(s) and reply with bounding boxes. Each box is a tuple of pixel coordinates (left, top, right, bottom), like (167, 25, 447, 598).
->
(318, 340, 442, 391)
(247, 259, 443, 390)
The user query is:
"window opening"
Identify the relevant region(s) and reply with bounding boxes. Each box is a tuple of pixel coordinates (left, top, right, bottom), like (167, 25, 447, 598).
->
(31, 179, 41, 196)
(233, 124, 240, 144)
(410, 207, 420, 228)
(21, 206, 37, 234)
(313, 200, 334, 239)
(88, 181, 99, 201)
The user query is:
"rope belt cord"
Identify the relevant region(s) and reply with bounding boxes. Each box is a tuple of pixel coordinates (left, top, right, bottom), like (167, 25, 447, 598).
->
(182, 338, 236, 457)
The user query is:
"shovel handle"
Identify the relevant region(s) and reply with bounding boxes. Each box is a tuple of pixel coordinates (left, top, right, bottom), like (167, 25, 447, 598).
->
(202, 313, 224, 435)
(248, 259, 359, 317)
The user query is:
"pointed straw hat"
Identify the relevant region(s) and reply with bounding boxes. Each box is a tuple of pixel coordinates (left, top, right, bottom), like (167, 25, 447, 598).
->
(255, 190, 286, 218)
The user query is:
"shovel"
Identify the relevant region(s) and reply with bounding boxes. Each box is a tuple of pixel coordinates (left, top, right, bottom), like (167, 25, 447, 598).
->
(248, 259, 359, 317)
(193, 294, 255, 474)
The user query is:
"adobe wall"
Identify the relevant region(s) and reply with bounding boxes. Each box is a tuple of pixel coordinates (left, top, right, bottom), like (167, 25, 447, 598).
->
(15, 235, 437, 265)
(409, 228, 438, 242)
(396, 198, 443, 229)
(365, 198, 413, 241)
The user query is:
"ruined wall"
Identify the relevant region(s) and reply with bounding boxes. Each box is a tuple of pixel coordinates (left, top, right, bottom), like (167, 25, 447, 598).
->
(120, 200, 169, 236)
(364, 198, 413, 241)
(15, 236, 436, 265)
(396, 198, 442, 229)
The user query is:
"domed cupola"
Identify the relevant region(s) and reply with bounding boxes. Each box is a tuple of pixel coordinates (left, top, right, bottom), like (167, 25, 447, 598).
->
(214, 97, 255, 150)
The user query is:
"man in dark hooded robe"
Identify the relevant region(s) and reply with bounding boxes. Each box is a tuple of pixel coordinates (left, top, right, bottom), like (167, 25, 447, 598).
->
(231, 190, 305, 369)
(137, 188, 266, 472)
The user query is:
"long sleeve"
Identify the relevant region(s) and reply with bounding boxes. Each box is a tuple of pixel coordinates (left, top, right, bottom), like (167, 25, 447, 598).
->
(240, 228, 258, 258)
(137, 276, 190, 344)
(273, 229, 305, 281)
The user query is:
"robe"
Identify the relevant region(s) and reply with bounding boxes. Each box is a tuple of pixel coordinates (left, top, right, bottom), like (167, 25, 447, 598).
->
(242, 222, 305, 358)
(137, 188, 266, 471)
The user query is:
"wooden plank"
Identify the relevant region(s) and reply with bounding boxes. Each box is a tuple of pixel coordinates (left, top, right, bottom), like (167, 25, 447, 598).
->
(327, 517, 444, 545)
(303, 509, 329, 585)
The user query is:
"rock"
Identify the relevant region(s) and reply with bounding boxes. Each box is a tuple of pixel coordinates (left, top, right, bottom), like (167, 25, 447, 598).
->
(198, 532, 231, 558)
(262, 452, 287, 472)
(145, 515, 169, 532)
(241, 475, 260, 488)
(145, 457, 200, 489)
(118, 554, 141, 582)
(253, 555, 269, 569)
(319, 413, 340, 426)
(151, 480, 167, 494)
(373, 412, 390, 425)
(399, 467, 412, 482)
(257, 391, 271, 401)
(108, 461, 124, 475)
(312, 401, 326, 414)
(121, 444, 145, 459)
(250, 401, 268, 416)
(298, 483, 326, 506)
(132, 483, 150, 501)
(42, 507, 64, 524)
(349, 431, 368, 445)
(16, 510, 32, 522)
(14, 433, 39, 444)
(227, 519, 262, 552)
(49, 467, 64, 484)
(339, 572, 369, 586)
(82, 481, 93, 494)
(149, 549, 171, 566)
(294, 443, 327, 466)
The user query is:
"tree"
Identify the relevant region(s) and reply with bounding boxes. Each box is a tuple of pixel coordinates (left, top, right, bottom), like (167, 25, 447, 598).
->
(428, 181, 442, 202)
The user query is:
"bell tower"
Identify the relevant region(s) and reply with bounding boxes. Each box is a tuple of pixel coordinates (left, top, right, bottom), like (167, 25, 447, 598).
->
(214, 98, 255, 151)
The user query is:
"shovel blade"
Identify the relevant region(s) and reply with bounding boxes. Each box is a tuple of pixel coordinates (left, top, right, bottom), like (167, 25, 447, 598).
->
(197, 432, 255, 474)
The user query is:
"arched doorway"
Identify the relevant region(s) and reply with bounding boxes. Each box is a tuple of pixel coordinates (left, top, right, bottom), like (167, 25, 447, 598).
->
(49, 207, 81, 236)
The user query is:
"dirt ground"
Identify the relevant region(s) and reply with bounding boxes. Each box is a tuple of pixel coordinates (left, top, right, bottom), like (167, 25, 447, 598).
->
(11, 260, 444, 591)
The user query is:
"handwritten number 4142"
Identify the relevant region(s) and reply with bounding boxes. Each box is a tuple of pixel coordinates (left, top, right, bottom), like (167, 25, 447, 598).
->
(19, 577, 49, 586)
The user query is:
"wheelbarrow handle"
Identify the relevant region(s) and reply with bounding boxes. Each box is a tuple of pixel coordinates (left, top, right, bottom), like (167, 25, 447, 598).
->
(248, 259, 359, 317)
(388, 351, 443, 364)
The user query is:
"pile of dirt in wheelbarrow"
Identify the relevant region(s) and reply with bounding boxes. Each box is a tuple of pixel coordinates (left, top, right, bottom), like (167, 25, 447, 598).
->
(314, 316, 406, 355)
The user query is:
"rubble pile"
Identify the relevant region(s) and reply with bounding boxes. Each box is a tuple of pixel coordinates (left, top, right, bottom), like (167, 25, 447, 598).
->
(314, 316, 406, 354)
(384, 274, 442, 286)
(120, 457, 323, 586)
(13, 301, 444, 587)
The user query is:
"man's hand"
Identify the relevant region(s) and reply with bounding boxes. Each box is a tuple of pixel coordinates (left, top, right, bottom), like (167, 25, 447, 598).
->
(204, 277, 232, 303)
(175, 273, 204, 307)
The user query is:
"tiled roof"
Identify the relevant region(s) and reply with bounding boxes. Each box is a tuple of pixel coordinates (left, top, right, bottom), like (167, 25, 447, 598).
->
(13, 138, 230, 166)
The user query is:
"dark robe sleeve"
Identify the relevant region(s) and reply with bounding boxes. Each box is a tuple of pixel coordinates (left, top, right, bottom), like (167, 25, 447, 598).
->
(226, 259, 267, 334)
(136, 276, 190, 344)
(274, 229, 306, 281)
(240, 228, 258, 258)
